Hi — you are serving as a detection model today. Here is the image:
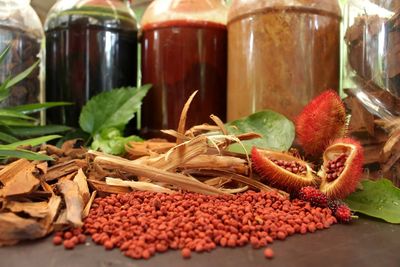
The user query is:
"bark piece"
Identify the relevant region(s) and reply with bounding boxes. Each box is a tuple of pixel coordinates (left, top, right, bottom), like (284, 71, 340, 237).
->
(57, 180, 83, 227)
(0, 160, 39, 197)
(82, 191, 97, 218)
(73, 168, 90, 205)
(0, 213, 48, 246)
(88, 179, 131, 195)
(44, 159, 87, 181)
(5, 201, 48, 218)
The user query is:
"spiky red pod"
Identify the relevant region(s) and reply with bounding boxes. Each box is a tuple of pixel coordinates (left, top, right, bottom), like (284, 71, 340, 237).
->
(251, 147, 318, 192)
(319, 138, 364, 199)
(334, 204, 352, 223)
(298, 186, 328, 207)
(295, 90, 347, 157)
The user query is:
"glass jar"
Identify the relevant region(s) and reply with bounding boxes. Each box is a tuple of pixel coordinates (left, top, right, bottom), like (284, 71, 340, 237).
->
(45, 0, 138, 126)
(227, 0, 341, 121)
(132, 0, 153, 23)
(343, 0, 400, 187)
(0, 0, 43, 107)
(140, 0, 228, 138)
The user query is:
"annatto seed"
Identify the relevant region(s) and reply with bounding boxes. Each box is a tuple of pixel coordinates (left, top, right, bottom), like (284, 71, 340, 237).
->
(78, 191, 336, 261)
(52, 236, 63, 246)
(264, 248, 274, 259)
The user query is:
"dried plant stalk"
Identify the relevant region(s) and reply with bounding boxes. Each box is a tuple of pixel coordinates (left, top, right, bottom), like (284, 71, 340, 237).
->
(180, 155, 249, 175)
(93, 155, 225, 195)
(88, 179, 131, 195)
(57, 180, 83, 227)
(177, 91, 198, 146)
(106, 177, 174, 194)
(145, 136, 208, 171)
(126, 140, 175, 159)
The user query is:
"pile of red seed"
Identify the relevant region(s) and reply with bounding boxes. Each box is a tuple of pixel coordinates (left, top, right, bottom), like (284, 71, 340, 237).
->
(53, 227, 87, 249)
(79, 190, 337, 260)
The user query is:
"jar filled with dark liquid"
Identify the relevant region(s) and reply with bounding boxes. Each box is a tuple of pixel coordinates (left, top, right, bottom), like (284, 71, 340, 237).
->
(140, 0, 228, 138)
(45, 0, 138, 126)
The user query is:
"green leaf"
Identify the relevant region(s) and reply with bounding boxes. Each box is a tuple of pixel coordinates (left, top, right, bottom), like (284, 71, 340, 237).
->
(3, 125, 72, 138)
(0, 135, 61, 149)
(0, 45, 11, 65)
(0, 109, 35, 121)
(0, 131, 19, 143)
(79, 85, 151, 135)
(7, 102, 72, 114)
(225, 110, 295, 153)
(0, 118, 36, 127)
(0, 78, 11, 102)
(345, 179, 400, 224)
(91, 128, 143, 155)
(5, 60, 39, 90)
(0, 148, 54, 161)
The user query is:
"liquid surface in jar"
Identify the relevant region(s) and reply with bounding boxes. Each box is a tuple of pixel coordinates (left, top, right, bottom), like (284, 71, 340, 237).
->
(45, 18, 138, 126)
(228, 7, 340, 121)
(141, 20, 227, 138)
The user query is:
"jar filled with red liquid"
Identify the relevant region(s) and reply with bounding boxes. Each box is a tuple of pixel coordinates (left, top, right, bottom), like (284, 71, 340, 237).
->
(45, 0, 138, 126)
(140, 0, 228, 138)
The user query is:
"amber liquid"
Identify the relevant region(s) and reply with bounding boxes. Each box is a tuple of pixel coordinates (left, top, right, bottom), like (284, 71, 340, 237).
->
(46, 18, 138, 126)
(141, 21, 227, 138)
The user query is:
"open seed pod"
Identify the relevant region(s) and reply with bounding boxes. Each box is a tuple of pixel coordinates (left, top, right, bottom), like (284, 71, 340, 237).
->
(319, 138, 364, 199)
(251, 147, 318, 192)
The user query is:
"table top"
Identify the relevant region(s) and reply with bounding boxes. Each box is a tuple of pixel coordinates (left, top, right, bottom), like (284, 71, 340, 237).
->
(1, 217, 399, 267)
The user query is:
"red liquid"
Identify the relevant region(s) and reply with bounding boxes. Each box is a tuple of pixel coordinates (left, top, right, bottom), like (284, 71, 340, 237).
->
(141, 21, 227, 138)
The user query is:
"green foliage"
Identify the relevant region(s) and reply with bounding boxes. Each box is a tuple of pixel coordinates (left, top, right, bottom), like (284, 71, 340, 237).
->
(225, 110, 295, 153)
(91, 128, 143, 155)
(0, 45, 68, 160)
(79, 85, 151, 135)
(345, 179, 400, 224)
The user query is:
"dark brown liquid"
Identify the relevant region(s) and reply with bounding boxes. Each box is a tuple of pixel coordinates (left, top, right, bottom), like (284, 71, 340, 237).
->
(46, 18, 138, 126)
(141, 20, 227, 138)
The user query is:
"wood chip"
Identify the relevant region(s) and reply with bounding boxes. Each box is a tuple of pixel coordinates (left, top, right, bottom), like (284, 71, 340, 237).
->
(82, 191, 97, 218)
(0, 213, 48, 246)
(0, 160, 39, 197)
(5, 201, 49, 218)
(73, 168, 90, 205)
(57, 180, 83, 227)
(44, 159, 87, 181)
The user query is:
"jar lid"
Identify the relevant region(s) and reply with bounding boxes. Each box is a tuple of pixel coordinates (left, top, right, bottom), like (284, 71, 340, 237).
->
(228, 0, 341, 23)
(141, 0, 227, 28)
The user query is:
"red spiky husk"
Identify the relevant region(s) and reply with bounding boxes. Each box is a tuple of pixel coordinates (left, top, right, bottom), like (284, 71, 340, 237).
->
(320, 138, 364, 199)
(251, 147, 317, 192)
(295, 90, 347, 157)
(298, 186, 328, 207)
(334, 204, 352, 223)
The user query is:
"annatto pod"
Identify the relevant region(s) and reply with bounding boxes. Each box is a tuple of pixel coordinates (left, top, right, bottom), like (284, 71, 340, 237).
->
(319, 138, 364, 199)
(251, 147, 318, 192)
(295, 90, 347, 157)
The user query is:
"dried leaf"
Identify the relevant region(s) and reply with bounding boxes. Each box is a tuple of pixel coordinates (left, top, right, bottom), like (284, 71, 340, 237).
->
(180, 155, 249, 175)
(57, 180, 83, 227)
(177, 91, 198, 146)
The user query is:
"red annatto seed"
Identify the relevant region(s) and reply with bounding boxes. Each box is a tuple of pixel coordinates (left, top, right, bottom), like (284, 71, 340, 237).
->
(80, 191, 337, 260)
(264, 248, 274, 259)
(181, 248, 191, 259)
(63, 231, 73, 240)
(78, 234, 87, 244)
(63, 240, 75, 250)
(52, 236, 63, 246)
